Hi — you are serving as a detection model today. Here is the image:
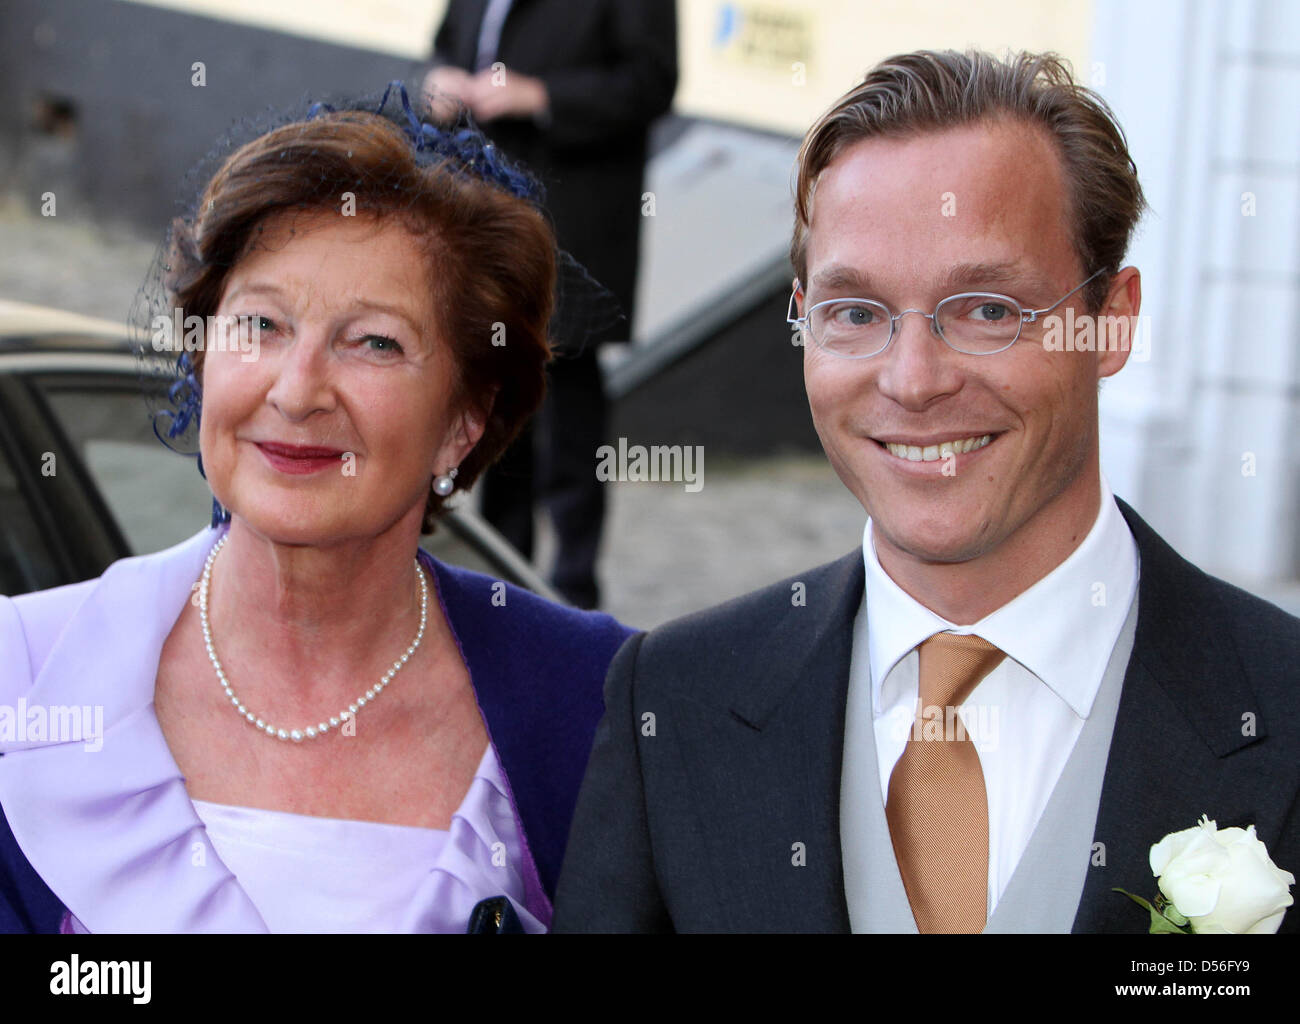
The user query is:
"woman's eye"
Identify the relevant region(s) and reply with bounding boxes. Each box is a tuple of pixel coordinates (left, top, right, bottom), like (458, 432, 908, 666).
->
(364, 334, 403, 354)
(239, 314, 275, 333)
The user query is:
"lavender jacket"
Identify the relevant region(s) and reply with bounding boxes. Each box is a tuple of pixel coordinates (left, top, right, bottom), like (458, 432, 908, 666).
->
(0, 525, 633, 933)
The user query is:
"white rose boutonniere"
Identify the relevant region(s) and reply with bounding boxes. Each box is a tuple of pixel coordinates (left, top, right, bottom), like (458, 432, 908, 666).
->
(1115, 815, 1295, 934)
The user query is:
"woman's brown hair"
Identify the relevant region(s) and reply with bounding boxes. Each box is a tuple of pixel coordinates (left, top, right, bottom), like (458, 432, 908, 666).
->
(167, 107, 556, 531)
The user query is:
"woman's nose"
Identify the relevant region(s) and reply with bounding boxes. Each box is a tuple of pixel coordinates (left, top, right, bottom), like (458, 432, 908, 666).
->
(265, 331, 336, 420)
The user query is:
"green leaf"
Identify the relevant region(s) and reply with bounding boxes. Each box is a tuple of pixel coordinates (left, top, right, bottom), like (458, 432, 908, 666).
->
(1148, 909, 1189, 934)
(1112, 888, 1190, 934)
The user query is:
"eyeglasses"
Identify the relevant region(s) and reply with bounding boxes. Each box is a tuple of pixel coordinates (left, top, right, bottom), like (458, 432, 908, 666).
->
(787, 268, 1106, 358)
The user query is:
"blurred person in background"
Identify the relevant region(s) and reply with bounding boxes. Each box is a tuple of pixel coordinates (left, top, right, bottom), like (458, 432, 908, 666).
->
(423, 0, 678, 609)
(0, 90, 631, 934)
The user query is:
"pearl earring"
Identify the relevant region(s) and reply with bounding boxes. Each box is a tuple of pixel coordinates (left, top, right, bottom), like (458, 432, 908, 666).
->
(433, 467, 458, 497)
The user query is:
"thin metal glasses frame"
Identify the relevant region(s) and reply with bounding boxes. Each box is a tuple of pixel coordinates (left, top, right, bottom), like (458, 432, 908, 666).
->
(786, 268, 1107, 358)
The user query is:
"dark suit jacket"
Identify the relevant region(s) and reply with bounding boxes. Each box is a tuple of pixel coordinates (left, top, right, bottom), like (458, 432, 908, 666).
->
(431, 0, 678, 343)
(552, 498, 1300, 932)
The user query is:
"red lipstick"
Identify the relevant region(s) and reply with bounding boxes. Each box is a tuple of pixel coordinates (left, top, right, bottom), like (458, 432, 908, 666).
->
(255, 442, 345, 475)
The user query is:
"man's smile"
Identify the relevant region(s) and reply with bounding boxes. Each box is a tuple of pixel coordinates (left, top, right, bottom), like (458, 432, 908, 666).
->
(868, 431, 1005, 468)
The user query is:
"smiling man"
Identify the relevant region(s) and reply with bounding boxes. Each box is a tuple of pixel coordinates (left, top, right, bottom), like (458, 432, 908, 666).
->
(553, 50, 1299, 933)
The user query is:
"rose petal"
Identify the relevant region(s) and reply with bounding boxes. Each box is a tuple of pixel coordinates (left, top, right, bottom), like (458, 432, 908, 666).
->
(1151, 823, 1215, 876)
(1150, 818, 1294, 933)
(1241, 831, 1297, 887)
(1166, 840, 1231, 882)
(1244, 908, 1288, 935)
(1191, 840, 1296, 933)
(1160, 871, 1221, 917)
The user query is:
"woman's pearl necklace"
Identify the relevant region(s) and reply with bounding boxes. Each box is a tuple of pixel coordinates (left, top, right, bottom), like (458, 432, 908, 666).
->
(198, 534, 428, 742)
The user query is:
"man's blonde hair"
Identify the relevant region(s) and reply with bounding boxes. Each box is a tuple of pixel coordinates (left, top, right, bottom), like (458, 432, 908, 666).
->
(791, 50, 1146, 312)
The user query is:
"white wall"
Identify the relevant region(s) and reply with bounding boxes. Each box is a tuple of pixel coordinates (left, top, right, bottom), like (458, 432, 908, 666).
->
(1093, 0, 1300, 583)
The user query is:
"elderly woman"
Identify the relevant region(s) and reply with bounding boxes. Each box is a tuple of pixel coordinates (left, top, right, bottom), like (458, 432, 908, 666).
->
(0, 88, 632, 933)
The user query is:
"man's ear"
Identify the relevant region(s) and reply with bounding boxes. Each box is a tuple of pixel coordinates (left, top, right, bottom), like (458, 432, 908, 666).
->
(1097, 266, 1141, 379)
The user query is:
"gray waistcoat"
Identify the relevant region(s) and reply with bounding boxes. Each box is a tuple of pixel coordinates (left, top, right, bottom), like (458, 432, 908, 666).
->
(840, 590, 1139, 933)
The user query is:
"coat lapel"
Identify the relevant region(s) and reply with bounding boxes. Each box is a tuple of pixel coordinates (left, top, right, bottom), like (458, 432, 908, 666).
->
(1072, 499, 1275, 932)
(0, 526, 270, 933)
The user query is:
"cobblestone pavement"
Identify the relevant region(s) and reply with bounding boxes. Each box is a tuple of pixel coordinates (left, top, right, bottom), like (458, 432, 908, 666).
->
(5, 201, 1297, 628)
(558, 456, 867, 630)
(0, 196, 159, 322)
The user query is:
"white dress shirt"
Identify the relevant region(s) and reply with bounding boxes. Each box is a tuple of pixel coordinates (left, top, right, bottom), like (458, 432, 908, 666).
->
(843, 476, 1139, 918)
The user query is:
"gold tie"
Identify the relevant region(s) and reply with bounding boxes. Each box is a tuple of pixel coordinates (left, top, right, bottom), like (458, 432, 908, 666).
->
(886, 632, 1005, 934)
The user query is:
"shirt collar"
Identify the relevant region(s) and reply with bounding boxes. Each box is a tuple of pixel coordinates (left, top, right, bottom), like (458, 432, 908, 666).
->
(862, 475, 1138, 718)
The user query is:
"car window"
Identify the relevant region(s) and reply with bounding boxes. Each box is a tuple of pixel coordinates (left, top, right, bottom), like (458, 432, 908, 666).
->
(0, 434, 64, 595)
(83, 437, 215, 553)
(42, 387, 213, 555)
